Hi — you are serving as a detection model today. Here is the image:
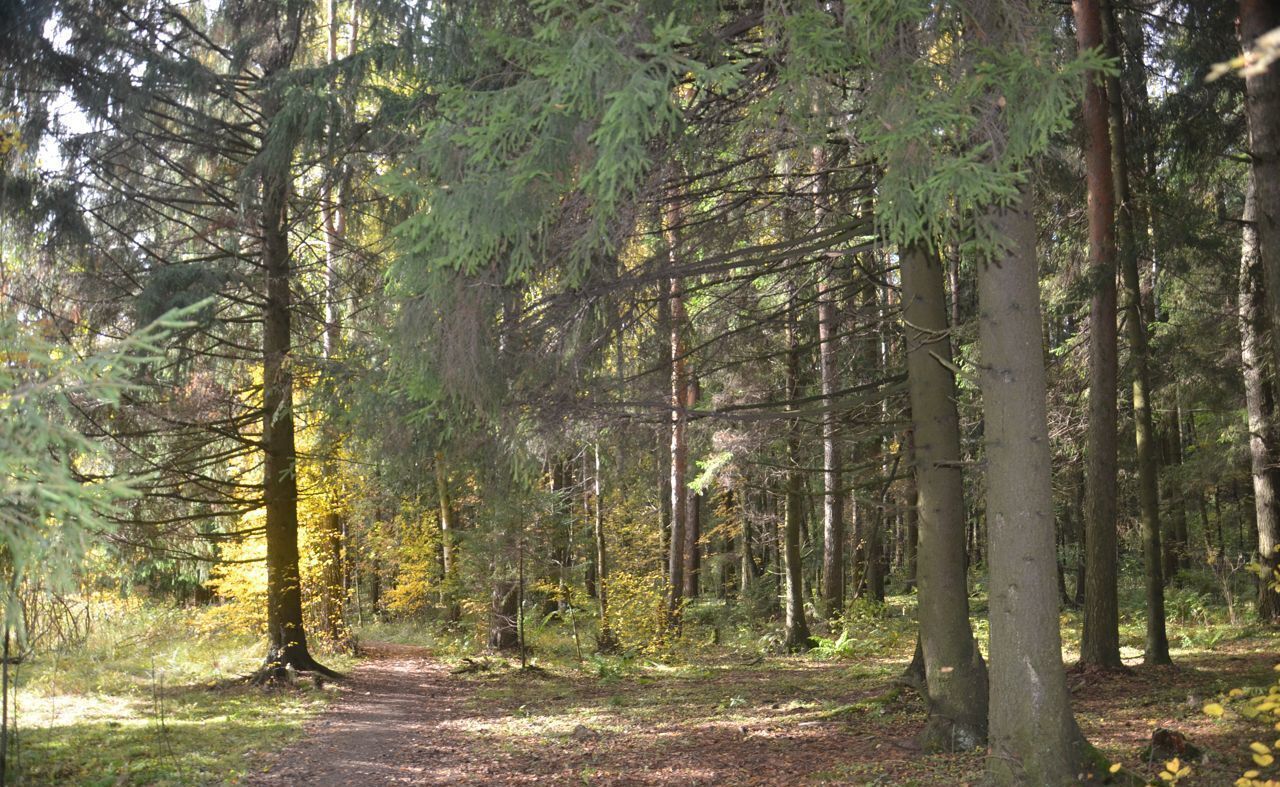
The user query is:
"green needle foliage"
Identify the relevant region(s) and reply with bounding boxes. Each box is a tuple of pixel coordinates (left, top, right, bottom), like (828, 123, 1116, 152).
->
(0, 307, 195, 630)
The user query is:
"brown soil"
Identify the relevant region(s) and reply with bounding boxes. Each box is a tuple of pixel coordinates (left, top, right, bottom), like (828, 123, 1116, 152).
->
(243, 641, 961, 786)
(244, 639, 1277, 786)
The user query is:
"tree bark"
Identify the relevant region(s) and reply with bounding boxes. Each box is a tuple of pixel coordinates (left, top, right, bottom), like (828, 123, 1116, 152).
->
(1100, 0, 1169, 663)
(1242, 0, 1280, 408)
(683, 490, 701, 600)
(783, 282, 811, 650)
(977, 187, 1089, 785)
(666, 200, 687, 620)
(1075, 0, 1122, 670)
(815, 149, 845, 620)
(903, 428, 919, 591)
(259, 83, 333, 678)
(245, 0, 324, 676)
(901, 242, 989, 751)
(1240, 179, 1280, 623)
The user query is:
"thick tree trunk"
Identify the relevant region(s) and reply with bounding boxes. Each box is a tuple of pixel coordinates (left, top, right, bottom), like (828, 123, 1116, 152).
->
(1076, 0, 1122, 670)
(1241, 0, 1280, 624)
(783, 283, 811, 651)
(1240, 180, 1280, 623)
(1242, 0, 1280, 405)
(901, 242, 989, 751)
(259, 90, 333, 679)
(977, 187, 1089, 785)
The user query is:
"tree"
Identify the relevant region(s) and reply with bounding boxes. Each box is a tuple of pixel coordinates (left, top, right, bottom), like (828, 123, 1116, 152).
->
(782, 275, 811, 652)
(815, 148, 846, 621)
(1075, 0, 1123, 670)
(901, 242, 988, 751)
(978, 188, 1092, 783)
(666, 197, 689, 620)
(1100, 0, 1170, 662)
(963, 1, 1095, 781)
(1240, 0, 1280, 624)
(1239, 179, 1280, 622)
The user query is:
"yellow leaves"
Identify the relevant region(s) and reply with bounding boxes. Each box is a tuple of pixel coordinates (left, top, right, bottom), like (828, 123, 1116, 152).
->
(1206, 702, 1227, 718)
(1233, 688, 1248, 698)
(1160, 757, 1191, 783)
(1250, 741, 1275, 767)
(1108, 762, 1122, 774)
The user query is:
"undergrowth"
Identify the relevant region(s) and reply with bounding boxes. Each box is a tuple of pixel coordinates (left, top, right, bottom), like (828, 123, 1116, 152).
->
(16, 597, 354, 786)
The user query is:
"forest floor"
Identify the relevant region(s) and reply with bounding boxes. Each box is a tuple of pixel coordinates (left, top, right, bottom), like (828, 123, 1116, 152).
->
(243, 636, 1280, 786)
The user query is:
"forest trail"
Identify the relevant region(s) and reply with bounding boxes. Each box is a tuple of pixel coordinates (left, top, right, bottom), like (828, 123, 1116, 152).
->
(244, 640, 1280, 786)
(247, 642, 486, 786)
(243, 641, 941, 786)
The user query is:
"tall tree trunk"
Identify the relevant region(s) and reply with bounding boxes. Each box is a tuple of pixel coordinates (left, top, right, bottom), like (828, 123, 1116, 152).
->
(783, 282, 811, 651)
(1100, 0, 1169, 663)
(1076, 0, 1122, 670)
(815, 150, 845, 620)
(313, 0, 360, 653)
(977, 186, 1089, 785)
(901, 242, 989, 751)
(1242, 0, 1280, 401)
(666, 199, 688, 620)
(1240, 180, 1280, 623)
(259, 80, 332, 678)
(818, 257, 845, 618)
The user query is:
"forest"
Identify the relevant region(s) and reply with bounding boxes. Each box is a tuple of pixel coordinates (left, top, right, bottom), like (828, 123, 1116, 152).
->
(3, 0, 1280, 784)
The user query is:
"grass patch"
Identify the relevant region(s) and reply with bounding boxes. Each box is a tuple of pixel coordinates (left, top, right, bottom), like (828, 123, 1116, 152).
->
(14, 598, 355, 786)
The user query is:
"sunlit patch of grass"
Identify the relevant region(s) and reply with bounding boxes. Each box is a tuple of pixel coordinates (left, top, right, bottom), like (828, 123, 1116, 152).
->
(14, 599, 355, 785)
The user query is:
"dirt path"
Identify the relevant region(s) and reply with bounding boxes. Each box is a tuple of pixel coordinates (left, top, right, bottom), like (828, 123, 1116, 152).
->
(245, 640, 1278, 785)
(244, 642, 938, 786)
(247, 642, 486, 785)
